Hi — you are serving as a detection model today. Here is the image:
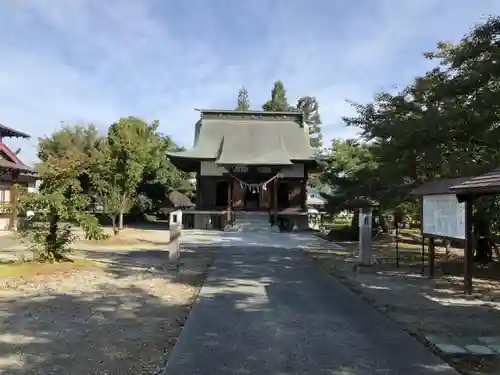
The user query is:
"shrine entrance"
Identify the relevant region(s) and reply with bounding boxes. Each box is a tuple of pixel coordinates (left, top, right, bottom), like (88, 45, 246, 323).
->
(229, 166, 279, 212)
(243, 187, 260, 210)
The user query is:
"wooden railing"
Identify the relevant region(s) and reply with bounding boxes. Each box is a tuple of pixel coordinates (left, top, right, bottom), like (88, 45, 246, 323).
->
(0, 202, 13, 215)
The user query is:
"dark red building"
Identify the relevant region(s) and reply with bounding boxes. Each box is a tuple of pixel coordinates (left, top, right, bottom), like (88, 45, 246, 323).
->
(0, 123, 37, 229)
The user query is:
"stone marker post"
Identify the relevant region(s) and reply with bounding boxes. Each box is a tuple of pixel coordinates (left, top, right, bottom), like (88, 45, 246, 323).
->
(169, 209, 183, 262)
(359, 206, 373, 267)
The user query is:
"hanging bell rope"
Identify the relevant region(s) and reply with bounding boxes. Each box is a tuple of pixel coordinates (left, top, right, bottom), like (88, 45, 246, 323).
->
(228, 172, 281, 192)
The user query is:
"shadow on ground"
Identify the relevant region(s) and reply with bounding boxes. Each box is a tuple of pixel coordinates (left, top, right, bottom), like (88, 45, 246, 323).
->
(0, 246, 217, 375)
(305, 245, 500, 375)
(163, 246, 458, 375)
(0, 233, 461, 375)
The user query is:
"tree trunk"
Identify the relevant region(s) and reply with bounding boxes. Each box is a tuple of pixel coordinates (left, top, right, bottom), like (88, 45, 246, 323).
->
(111, 216, 118, 236)
(476, 238, 492, 263)
(45, 213, 60, 261)
(474, 215, 492, 263)
(118, 211, 124, 230)
(119, 194, 127, 230)
(444, 239, 451, 258)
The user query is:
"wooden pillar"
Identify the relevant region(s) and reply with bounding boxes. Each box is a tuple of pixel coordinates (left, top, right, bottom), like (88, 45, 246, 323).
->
(273, 177, 278, 224)
(195, 164, 201, 210)
(226, 177, 232, 222)
(273, 178, 278, 210)
(428, 237, 435, 278)
(464, 198, 474, 294)
(302, 164, 308, 211)
(9, 184, 18, 230)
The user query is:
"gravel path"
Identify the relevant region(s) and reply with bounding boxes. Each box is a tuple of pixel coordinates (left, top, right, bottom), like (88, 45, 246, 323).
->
(0, 247, 215, 375)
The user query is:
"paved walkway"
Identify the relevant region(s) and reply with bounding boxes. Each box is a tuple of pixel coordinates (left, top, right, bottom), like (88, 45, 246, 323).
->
(163, 233, 459, 375)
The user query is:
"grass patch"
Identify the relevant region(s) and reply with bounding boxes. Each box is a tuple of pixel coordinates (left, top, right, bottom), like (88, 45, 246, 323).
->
(0, 258, 101, 278)
(83, 236, 146, 246)
(80, 227, 168, 247)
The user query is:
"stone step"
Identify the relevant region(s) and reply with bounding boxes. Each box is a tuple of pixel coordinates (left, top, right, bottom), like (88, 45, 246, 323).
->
(227, 212, 274, 232)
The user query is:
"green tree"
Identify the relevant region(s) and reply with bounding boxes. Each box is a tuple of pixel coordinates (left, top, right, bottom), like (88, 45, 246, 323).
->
(104, 117, 160, 229)
(262, 80, 292, 111)
(328, 15, 500, 232)
(297, 96, 323, 149)
(89, 148, 124, 234)
(236, 87, 250, 111)
(37, 124, 105, 193)
(18, 125, 106, 261)
(321, 138, 378, 200)
(137, 134, 192, 213)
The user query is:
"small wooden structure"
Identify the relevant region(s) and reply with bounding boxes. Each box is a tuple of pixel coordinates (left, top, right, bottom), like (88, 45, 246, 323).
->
(411, 174, 500, 294)
(411, 178, 470, 289)
(449, 168, 500, 293)
(167, 191, 195, 210)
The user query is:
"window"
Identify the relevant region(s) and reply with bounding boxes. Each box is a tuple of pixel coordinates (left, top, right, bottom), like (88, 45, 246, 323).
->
(0, 187, 10, 214)
(0, 188, 10, 203)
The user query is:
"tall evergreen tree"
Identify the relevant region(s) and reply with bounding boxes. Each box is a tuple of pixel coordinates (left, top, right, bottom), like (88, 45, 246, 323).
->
(297, 96, 323, 149)
(236, 87, 251, 111)
(262, 80, 292, 111)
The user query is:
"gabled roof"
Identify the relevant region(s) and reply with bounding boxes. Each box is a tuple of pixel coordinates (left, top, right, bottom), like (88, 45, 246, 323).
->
(167, 191, 194, 208)
(168, 110, 316, 171)
(450, 168, 500, 195)
(0, 158, 34, 173)
(410, 177, 472, 196)
(0, 142, 35, 174)
(0, 123, 30, 139)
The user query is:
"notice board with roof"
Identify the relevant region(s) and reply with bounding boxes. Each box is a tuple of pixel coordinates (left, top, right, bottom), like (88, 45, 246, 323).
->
(411, 178, 469, 240)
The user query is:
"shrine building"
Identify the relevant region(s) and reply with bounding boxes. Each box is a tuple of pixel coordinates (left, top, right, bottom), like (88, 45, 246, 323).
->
(167, 109, 317, 231)
(0, 123, 38, 230)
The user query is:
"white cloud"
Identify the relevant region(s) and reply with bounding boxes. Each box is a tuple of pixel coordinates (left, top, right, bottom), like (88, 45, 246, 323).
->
(0, 0, 499, 164)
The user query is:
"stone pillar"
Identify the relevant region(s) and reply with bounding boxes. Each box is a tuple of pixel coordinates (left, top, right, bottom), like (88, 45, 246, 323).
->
(169, 210, 182, 262)
(359, 207, 373, 267)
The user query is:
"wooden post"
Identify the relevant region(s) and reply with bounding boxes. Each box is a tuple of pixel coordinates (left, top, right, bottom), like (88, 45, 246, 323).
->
(302, 164, 309, 211)
(464, 198, 474, 294)
(226, 177, 232, 222)
(9, 184, 19, 230)
(301, 180, 307, 211)
(273, 177, 278, 224)
(428, 237, 435, 278)
(420, 198, 425, 276)
(195, 164, 201, 209)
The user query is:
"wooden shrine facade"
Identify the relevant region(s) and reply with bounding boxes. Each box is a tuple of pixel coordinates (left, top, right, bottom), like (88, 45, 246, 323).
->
(167, 109, 317, 229)
(196, 162, 308, 212)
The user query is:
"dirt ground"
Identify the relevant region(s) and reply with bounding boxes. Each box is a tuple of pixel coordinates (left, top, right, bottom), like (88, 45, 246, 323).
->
(0, 233, 216, 375)
(305, 230, 500, 375)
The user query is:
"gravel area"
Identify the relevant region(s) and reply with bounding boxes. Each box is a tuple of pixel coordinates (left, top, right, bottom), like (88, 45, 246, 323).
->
(0, 246, 216, 375)
(304, 241, 500, 375)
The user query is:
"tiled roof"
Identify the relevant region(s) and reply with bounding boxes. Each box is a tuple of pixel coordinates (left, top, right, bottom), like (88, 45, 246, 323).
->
(167, 191, 194, 208)
(0, 123, 30, 139)
(410, 177, 471, 196)
(450, 168, 500, 195)
(167, 110, 315, 171)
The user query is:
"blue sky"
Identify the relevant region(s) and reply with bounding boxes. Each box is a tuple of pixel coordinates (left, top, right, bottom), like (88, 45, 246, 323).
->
(0, 0, 499, 166)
